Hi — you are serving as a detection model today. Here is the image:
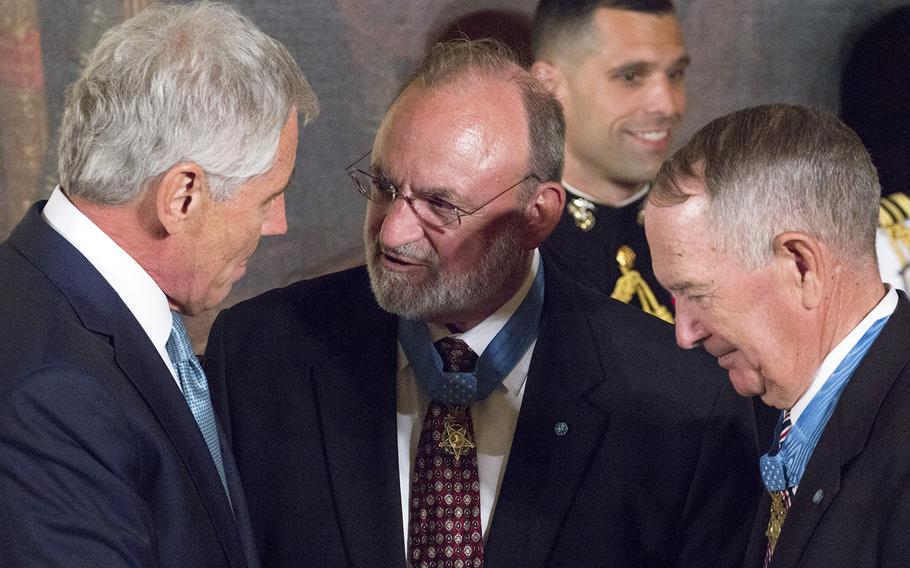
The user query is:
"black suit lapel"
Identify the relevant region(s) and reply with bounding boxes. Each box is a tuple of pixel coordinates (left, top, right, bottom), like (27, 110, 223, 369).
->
(484, 263, 612, 568)
(10, 204, 248, 567)
(311, 307, 406, 568)
(755, 294, 910, 567)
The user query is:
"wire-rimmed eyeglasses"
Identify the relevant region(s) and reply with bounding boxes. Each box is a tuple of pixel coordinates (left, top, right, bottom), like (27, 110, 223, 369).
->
(344, 151, 539, 229)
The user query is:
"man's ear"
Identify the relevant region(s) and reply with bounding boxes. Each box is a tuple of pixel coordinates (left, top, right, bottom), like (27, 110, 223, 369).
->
(154, 162, 207, 235)
(521, 181, 565, 249)
(530, 60, 567, 102)
(773, 231, 825, 310)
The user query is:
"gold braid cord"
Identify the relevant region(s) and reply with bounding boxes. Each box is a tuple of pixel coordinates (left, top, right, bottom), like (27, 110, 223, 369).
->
(610, 245, 674, 324)
(880, 193, 910, 283)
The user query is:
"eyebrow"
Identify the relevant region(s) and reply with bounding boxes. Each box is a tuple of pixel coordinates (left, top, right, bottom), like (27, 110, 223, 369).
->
(608, 54, 691, 76)
(371, 165, 460, 203)
(665, 280, 708, 294)
(265, 167, 295, 202)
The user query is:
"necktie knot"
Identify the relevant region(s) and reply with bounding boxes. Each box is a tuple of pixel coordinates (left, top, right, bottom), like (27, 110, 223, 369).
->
(434, 337, 478, 373)
(166, 310, 195, 365)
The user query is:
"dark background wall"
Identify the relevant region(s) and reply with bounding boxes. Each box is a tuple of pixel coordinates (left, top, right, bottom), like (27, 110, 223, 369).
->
(2, 0, 908, 344)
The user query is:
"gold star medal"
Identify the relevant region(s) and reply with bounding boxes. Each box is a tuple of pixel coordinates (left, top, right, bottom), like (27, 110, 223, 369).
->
(765, 491, 788, 552)
(439, 406, 475, 461)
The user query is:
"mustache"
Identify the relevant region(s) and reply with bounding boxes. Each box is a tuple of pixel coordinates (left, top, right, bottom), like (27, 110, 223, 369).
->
(369, 235, 437, 265)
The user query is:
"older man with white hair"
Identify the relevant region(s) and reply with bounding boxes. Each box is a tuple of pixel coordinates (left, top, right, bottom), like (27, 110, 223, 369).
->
(0, 3, 317, 566)
(646, 103, 910, 567)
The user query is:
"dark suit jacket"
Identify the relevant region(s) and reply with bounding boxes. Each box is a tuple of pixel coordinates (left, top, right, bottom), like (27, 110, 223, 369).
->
(0, 203, 258, 568)
(743, 292, 910, 568)
(206, 259, 763, 567)
(541, 191, 673, 313)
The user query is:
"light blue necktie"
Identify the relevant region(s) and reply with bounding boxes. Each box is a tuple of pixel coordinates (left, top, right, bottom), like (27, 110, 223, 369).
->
(166, 311, 229, 498)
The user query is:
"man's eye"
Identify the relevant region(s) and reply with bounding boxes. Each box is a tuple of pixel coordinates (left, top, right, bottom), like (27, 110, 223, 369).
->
(372, 178, 395, 195)
(423, 196, 454, 212)
(668, 68, 686, 81)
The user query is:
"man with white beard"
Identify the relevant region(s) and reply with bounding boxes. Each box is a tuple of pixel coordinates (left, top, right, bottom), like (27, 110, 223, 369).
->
(204, 39, 761, 568)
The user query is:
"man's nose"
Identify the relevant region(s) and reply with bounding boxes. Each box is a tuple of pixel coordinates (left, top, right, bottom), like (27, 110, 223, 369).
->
(378, 194, 424, 249)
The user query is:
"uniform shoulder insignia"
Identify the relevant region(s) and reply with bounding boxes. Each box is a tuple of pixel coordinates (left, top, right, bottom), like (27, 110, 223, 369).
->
(879, 192, 910, 290)
(880, 192, 910, 228)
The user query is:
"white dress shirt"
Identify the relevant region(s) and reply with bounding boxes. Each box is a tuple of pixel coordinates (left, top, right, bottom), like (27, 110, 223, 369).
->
(41, 187, 178, 384)
(397, 250, 540, 547)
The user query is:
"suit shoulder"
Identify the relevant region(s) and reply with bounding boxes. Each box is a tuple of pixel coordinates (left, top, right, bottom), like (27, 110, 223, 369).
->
(224, 265, 372, 320)
(212, 265, 384, 348)
(572, 282, 729, 396)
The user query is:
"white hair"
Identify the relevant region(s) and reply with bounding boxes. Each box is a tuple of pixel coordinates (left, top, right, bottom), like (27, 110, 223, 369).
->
(58, 1, 318, 205)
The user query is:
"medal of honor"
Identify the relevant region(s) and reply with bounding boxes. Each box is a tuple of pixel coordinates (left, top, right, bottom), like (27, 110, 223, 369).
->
(765, 491, 789, 551)
(438, 405, 475, 461)
(567, 197, 596, 231)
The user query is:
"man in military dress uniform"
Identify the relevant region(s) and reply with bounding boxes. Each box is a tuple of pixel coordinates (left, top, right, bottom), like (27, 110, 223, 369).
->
(531, 0, 687, 321)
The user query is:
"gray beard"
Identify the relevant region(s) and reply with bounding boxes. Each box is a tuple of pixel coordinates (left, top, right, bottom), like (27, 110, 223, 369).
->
(364, 220, 526, 322)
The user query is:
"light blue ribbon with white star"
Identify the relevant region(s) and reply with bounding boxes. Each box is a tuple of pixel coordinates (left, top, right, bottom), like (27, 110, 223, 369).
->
(760, 314, 890, 491)
(398, 261, 544, 405)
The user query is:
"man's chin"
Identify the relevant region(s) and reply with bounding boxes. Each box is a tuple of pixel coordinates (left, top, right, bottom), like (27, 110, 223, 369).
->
(726, 367, 765, 399)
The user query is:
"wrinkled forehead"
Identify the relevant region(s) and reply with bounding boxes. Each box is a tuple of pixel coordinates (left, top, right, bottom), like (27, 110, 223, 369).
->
(371, 81, 529, 185)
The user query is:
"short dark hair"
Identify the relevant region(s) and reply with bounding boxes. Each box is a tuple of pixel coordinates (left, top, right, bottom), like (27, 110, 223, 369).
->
(532, 0, 675, 61)
(408, 39, 565, 195)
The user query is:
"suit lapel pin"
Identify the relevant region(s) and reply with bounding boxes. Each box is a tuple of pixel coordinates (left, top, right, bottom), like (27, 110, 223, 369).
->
(554, 421, 569, 436)
(812, 489, 824, 504)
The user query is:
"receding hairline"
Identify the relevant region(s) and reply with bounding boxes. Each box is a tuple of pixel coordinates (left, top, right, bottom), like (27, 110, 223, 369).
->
(376, 70, 530, 161)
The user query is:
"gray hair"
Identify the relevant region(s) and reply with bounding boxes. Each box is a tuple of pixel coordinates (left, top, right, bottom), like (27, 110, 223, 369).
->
(409, 39, 565, 199)
(649, 103, 881, 269)
(58, 1, 318, 205)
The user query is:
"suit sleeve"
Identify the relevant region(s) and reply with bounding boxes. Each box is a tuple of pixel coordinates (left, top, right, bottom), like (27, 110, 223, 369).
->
(675, 382, 764, 567)
(0, 366, 157, 567)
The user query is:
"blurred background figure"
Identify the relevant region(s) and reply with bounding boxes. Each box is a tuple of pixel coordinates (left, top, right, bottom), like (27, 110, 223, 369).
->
(531, 0, 686, 322)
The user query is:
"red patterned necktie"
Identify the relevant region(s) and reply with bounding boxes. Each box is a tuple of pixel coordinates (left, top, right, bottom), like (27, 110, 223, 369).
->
(764, 410, 793, 567)
(407, 337, 484, 568)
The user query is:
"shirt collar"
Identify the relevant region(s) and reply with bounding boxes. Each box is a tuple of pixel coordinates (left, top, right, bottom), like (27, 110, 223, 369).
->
(562, 180, 650, 208)
(42, 187, 174, 362)
(397, 249, 541, 396)
(790, 285, 898, 424)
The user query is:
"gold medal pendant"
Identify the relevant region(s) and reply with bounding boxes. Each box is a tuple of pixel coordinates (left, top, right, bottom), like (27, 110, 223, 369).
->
(438, 405, 475, 462)
(765, 491, 789, 552)
(567, 197, 596, 231)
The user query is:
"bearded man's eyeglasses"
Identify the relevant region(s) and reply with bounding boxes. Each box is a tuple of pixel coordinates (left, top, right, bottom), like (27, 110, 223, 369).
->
(345, 151, 538, 229)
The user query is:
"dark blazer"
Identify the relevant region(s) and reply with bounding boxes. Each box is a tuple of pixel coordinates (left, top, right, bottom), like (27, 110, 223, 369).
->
(743, 292, 910, 568)
(205, 260, 763, 567)
(0, 203, 258, 568)
(541, 191, 673, 312)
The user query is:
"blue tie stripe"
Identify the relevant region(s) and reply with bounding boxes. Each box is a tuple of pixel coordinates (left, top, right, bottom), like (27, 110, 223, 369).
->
(166, 311, 230, 500)
(760, 314, 890, 491)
